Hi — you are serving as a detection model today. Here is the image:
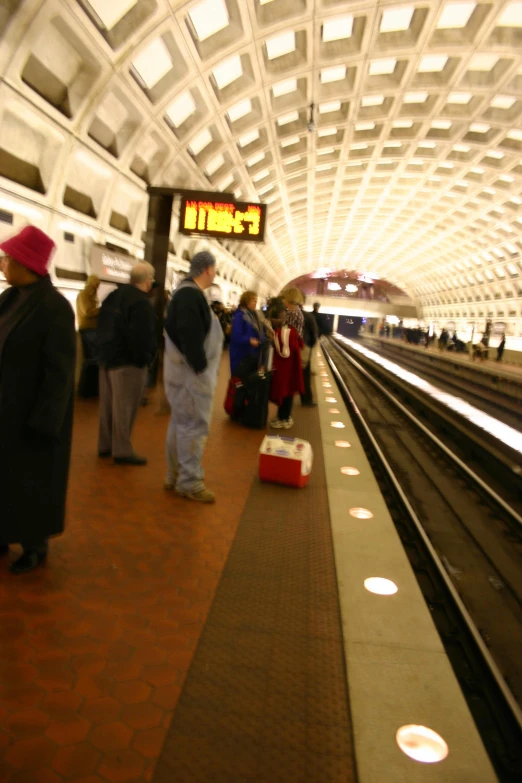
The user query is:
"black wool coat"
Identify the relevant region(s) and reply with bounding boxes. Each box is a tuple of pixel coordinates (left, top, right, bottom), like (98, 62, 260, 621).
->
(0, 276, 76, 545)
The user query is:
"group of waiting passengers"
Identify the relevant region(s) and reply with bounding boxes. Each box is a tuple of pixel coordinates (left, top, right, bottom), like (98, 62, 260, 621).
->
(226, 288, 327, 428)
(0, 225, 328, 574)
(437, 328, 505, 362)
(393, 323, 506, 362)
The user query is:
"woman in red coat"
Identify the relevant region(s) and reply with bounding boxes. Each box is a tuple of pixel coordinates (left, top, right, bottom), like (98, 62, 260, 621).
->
(268, 299, 304, 429)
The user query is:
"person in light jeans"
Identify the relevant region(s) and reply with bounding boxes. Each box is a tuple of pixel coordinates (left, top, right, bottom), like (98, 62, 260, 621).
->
(163, 252, 223, 504)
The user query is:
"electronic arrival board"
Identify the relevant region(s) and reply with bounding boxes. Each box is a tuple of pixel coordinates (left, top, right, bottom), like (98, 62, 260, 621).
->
(179, 196, 267, 243)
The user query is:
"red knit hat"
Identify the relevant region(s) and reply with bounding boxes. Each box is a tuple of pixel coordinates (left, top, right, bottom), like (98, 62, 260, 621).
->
(0, 225, 55, 276)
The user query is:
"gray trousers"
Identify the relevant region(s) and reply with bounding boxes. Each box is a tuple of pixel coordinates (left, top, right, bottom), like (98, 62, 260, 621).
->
(164, 370, 216, 493)
(98, 366, 147, 458)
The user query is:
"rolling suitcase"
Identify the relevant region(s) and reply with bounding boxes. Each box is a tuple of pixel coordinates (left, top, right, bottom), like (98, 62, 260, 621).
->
(239, 370, 272, 429)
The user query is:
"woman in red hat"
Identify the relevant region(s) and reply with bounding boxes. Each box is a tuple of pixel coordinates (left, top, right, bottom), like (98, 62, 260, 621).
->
(0, 225, 76, 574)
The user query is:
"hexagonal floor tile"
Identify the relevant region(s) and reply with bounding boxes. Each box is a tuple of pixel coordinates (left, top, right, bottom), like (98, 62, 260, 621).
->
(90, 721, 133, 752)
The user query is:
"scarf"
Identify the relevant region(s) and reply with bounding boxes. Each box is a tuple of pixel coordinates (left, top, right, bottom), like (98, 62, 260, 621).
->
(283, 307, 304, 337)
(242, 307, 261, 334)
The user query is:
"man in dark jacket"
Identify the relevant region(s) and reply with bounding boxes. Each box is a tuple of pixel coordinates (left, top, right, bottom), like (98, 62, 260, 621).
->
(496, 335, 506, 362)
(0, 226, 76, 574)
(163, 251, 223, 503)
(97, 262, 157, 465)
(300, 303, 319, 406)
(312, 302, 329, 336)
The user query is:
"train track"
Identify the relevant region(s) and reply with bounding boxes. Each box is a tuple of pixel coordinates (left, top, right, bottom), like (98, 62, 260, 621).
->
(323, 337, 522, 782)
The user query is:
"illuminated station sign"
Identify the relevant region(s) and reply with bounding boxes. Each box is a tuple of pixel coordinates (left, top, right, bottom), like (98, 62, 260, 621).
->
(179, 196, 267, 243)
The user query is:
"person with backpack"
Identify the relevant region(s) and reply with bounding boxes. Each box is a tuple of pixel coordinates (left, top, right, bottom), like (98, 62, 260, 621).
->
(96, 263, 157, 465)
(299, 299, 319, 407)
(268, 299, 304, 430)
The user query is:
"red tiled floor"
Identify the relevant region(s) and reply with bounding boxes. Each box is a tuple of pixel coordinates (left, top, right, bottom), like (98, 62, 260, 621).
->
(4, 709, 51, 738)
(10, 772, 62, 783)
(44, 717, 91, 746)
(0, 361, 264, 781)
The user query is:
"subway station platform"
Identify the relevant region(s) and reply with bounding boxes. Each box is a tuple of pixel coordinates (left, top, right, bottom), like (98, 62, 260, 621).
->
(361, 335, 522, 410)
(366, 335, 522, 381)
(0, 352, 496, 783)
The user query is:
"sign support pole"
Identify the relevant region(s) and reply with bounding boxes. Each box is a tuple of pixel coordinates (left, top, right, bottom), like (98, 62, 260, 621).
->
(144, 190, 174, 386)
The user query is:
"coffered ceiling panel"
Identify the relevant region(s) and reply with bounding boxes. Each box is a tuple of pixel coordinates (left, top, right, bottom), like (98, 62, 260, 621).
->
(1, 0, 522, 328)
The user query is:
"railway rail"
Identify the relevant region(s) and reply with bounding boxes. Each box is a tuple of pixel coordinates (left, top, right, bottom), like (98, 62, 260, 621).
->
(323, 337, 522, 782)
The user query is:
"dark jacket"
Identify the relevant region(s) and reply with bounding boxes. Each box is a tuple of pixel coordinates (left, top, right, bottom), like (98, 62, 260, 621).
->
(97, 284, 157, 369)
(302, 309, 319, 347)
(312, 309, 329, 336)
(164, 281, 211, 373)
(0, 276, 76, 545)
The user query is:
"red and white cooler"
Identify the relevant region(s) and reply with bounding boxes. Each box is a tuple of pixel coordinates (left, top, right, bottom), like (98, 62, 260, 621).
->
(259, 435, 313, 488)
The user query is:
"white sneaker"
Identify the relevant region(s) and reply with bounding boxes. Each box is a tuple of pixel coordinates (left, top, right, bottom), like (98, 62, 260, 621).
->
(269, 418, 286, 428)
(282, 418, 293, 429)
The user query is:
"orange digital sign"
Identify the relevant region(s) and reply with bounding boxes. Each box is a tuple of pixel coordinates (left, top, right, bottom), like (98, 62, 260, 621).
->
(179, 197, 267, 242)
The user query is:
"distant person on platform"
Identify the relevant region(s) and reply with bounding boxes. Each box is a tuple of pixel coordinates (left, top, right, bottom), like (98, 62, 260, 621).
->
(97, 262, 157, 465)
(0, 226, 76, 574)
(438, 328, 449, 351)
(76, 274, 100, 330)
(164, 251, 223, 503)
(75, 274, 101, 396)
(299, 297, 319, 407)
(496, 336, 506, 362)
(312, 302, 329, 336)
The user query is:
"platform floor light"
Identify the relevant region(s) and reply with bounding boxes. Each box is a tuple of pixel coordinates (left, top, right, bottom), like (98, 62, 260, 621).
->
(364, 577, 398, 594)
(350, 507, 373, 519)
(396, 725, 449, 763)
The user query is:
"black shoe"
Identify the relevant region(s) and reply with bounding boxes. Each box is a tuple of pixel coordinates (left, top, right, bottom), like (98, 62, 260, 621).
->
(0, 545, 8, 556)
(98, 451, 112, 458)
(9, 548, 47, 575)
(114, 455, 148, 466)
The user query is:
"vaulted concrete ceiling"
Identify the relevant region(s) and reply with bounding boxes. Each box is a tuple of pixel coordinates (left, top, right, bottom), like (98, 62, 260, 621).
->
(1, 0, 522, 328)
